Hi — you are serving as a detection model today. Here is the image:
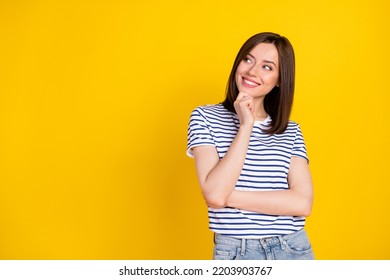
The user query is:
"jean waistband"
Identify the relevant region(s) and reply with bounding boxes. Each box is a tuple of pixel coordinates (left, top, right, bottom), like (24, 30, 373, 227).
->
(214, 228, 305, 247)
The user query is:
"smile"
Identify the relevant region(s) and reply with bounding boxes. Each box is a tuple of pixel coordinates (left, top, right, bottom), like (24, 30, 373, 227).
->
(242, 77, 260, 88)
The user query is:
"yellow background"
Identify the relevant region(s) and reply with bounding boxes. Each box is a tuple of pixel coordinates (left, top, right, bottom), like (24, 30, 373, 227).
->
(0, 0, 389, 259)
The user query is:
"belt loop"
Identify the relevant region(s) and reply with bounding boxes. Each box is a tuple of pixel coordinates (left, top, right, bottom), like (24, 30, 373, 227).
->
(240, 238, 246, 256)
(278, 236, 286, 250)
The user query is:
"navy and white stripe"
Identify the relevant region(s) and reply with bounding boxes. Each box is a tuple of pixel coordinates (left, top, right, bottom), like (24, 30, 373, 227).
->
(187, 104, 309, 238)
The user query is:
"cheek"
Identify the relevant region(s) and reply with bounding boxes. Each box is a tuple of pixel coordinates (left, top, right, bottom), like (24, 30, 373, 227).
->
(235, 62, 247, 74)
(265, 73, 279, 85)
(234, 69, 242, 82)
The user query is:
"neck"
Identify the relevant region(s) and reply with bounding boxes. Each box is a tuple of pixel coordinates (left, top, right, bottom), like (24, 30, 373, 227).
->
(255, 114, 268, 121)
(253, 98, 267, 120)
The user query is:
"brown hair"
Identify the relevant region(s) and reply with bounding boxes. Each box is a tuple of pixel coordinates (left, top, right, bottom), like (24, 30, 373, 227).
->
(222, 32, 295, 134)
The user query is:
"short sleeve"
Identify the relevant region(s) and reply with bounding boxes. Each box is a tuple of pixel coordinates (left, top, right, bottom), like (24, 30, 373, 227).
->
(292, 124, 309, 162)
(186, 107, 216, 158)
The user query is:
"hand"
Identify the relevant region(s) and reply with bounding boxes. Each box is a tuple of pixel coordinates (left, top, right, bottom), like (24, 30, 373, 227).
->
(233, 92, 255, 127)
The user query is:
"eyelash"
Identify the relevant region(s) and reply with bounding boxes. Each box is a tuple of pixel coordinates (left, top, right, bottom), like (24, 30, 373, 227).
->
(244, 57, 273, 71)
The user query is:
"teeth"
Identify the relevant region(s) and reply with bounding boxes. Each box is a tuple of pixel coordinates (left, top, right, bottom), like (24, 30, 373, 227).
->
(244, 78, 258, 86)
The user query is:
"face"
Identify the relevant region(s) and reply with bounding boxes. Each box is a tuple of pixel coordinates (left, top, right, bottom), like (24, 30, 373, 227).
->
(235, 43, 279, 99)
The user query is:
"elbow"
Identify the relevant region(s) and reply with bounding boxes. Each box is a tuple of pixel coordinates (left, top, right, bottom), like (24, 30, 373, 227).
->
(299, 199, 313, 217)
(300, 206, 312, 217)
(203, 193, 227, 209)
(200, 182, 230, 209)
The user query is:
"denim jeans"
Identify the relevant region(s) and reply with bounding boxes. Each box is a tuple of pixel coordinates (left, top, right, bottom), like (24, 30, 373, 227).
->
(213, 229, 314, 260)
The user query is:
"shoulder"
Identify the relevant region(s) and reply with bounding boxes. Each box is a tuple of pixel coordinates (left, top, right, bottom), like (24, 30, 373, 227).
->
(190, 103, 233, 120)
(287, 120, 299, 129)
(192, 103, 229, 114)
(285, 121, 306, 140)
(279, 121, 302, 136)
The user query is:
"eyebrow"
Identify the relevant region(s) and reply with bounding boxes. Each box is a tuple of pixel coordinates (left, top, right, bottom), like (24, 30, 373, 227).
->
(247, 53, 277, 67)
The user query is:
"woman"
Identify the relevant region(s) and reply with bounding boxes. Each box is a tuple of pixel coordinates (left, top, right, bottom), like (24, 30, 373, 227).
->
(186, 32, 314, 260)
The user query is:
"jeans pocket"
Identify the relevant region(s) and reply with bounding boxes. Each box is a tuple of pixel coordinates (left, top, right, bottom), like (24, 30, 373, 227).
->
(213, 244, 240, 260)
(282, 230, 313, 256)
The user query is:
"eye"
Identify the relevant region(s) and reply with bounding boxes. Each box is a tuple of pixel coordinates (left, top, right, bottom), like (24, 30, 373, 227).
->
(243, 56, 253, 63)
(263, 65, 272, 71)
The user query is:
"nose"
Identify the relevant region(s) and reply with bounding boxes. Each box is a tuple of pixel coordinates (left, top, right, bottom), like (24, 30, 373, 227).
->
(247, 64, 260, 77)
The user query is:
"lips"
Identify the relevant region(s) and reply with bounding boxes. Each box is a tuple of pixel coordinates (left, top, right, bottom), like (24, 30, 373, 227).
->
(242, 77, 260, 88)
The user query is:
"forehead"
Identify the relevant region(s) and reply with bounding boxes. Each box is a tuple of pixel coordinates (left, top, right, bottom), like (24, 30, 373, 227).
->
(248, 43, 279, 64)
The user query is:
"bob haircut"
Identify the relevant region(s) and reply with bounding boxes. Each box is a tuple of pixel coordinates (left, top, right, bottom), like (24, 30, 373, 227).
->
(222, 32, 295, 134)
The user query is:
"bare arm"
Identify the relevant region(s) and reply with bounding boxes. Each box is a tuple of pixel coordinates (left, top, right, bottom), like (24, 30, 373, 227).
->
(192, 93, 255, 208)
(226, 156, 313, 216)
(192, 125, 252, 208)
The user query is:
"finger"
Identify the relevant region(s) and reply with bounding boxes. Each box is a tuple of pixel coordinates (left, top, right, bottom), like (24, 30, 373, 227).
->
(236, 91, 250, 100)
(251, 102, 255, 114)
(236, 99, 252, 110)
(248, 101, 254, 111)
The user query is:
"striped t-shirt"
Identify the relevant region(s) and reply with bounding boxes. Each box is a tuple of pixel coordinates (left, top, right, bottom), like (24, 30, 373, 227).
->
(186, 104, 309, 238)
